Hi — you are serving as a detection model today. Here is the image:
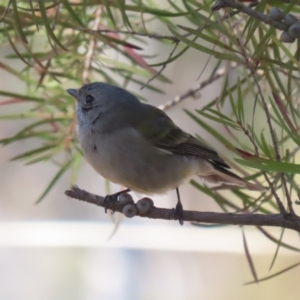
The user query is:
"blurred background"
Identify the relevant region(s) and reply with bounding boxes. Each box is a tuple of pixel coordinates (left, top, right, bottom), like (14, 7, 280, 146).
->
(1, 2, 300, 299)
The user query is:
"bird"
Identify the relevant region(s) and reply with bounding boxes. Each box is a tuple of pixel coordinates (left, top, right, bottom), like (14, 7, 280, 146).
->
(66, 82, 264, 220)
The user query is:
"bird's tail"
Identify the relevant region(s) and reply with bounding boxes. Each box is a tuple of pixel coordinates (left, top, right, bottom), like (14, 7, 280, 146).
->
(201, 164, 266, 191)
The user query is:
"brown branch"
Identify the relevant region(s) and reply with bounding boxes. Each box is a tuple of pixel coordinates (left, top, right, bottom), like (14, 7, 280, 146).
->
(158, 63, 237, 111)
(250, 74, 289, 214)
(232, 33, 289, 215)
(65, 185, 300, 232)
(252, 72, 295, 215)
(212, 0, 289, 31)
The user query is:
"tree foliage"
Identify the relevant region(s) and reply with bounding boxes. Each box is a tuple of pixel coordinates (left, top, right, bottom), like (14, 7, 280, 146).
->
(1, 0, 300, 282)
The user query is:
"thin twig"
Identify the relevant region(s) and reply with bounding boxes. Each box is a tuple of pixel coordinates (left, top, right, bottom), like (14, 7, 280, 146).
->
(158, 63, 237, 111)
(251, 73, 294, 214)
(212, 0, 289, 31)
(232, 32, 288, 215)
(65, 185, 300, 232)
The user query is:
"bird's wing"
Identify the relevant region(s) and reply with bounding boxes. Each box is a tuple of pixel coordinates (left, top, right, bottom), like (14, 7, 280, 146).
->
(135, 104, 229, 168)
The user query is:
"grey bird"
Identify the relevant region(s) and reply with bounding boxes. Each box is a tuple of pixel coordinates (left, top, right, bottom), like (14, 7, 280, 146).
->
(66, 82, 264, 217)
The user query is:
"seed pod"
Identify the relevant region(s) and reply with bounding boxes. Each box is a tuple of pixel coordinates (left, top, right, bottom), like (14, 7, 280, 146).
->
(269, 7, 285, 21)
(122, 203, 137, 218)
(288, 23, 300, 38)
(285, 13, 298, 26)
(136, 197, 154, 215)
(118, 193, 133, 206)
(280, 31, 295, 43)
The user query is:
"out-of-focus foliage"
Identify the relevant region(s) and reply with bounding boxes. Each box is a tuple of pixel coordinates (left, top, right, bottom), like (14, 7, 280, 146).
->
(1, 0, 300, 282)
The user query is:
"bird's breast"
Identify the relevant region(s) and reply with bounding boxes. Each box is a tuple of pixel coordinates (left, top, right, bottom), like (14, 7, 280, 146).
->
(77, 126, 202, 194)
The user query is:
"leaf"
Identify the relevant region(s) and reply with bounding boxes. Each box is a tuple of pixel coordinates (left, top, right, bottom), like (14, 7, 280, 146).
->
(69, 152, 82, 185)
(35, 156, 75, 204)
(177, 25, 239, 53)
(231, 189, 272, 214)
(0, 131, 55, 145)
(0, 60, 30, 82)
(269, 228, 285, 271)
(27, 0, 40, 31)
(197, 108, 241, 130)
(168, 26, 244, 64)
(185, 110, 236, 150)
(269, 96, 300, 146)
(235, 148, 259, 159)
(5, 25, 32, 68)
(62, 0, 85, 27)
(236, 158, 300, 174)
(237, 77, 245, 125)
(98, 56, 160, 79)
(272, 91, 297, 134)
(272, 35, 300, 69)
(37, 0, 68, 51)
(10, 144, 58, 161)
(200, 76, 250, 112)
(116, 0, 132, 30)
(100, 27, 156, 74)
(11, 0, 28, 44)
(150, 44, 189, 67)
(103, 0, 116, 27)
(242, 227, 258, 283)
(0, 90, 44, 102)
(244, 262, 300, 285)
(257, 226, 300, 253)
(191, 180, 238, 212)
(244, 7, 266, 47)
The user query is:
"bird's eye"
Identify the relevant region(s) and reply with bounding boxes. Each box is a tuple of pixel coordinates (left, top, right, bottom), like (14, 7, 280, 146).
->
(85, 95, 94, 105)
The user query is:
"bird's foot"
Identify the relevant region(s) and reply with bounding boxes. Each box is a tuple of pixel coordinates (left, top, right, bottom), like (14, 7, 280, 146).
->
(170, 202, 184, 225)
(103, 189, 130, 213)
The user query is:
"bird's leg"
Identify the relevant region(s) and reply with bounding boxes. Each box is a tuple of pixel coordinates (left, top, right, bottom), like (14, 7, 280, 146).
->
(174, 187, 184, 225)
(103, 188, 131, 212)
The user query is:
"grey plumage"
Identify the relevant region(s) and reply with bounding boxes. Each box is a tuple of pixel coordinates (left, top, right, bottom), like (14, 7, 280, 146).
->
(66, 82, 265, 195)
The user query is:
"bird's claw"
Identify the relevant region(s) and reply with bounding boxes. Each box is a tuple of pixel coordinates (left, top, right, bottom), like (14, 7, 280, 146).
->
(103, 189, 131, 213)
(168, 202, 184, 225)
(103, 194, 119, 213)
(175, 202, 184, 226)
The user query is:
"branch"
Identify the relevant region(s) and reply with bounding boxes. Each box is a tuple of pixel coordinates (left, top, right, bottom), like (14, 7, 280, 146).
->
(233, 34, 290, 215)
(65, 186, 300, 232)
(250, 73, 289, 215)
(212, 0, 289, 31)
(158, 63, 238, 111)
(251, 67, 294, 215)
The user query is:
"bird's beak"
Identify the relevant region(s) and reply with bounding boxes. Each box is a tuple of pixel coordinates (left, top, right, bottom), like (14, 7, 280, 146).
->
(66, 89, 78, 100)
